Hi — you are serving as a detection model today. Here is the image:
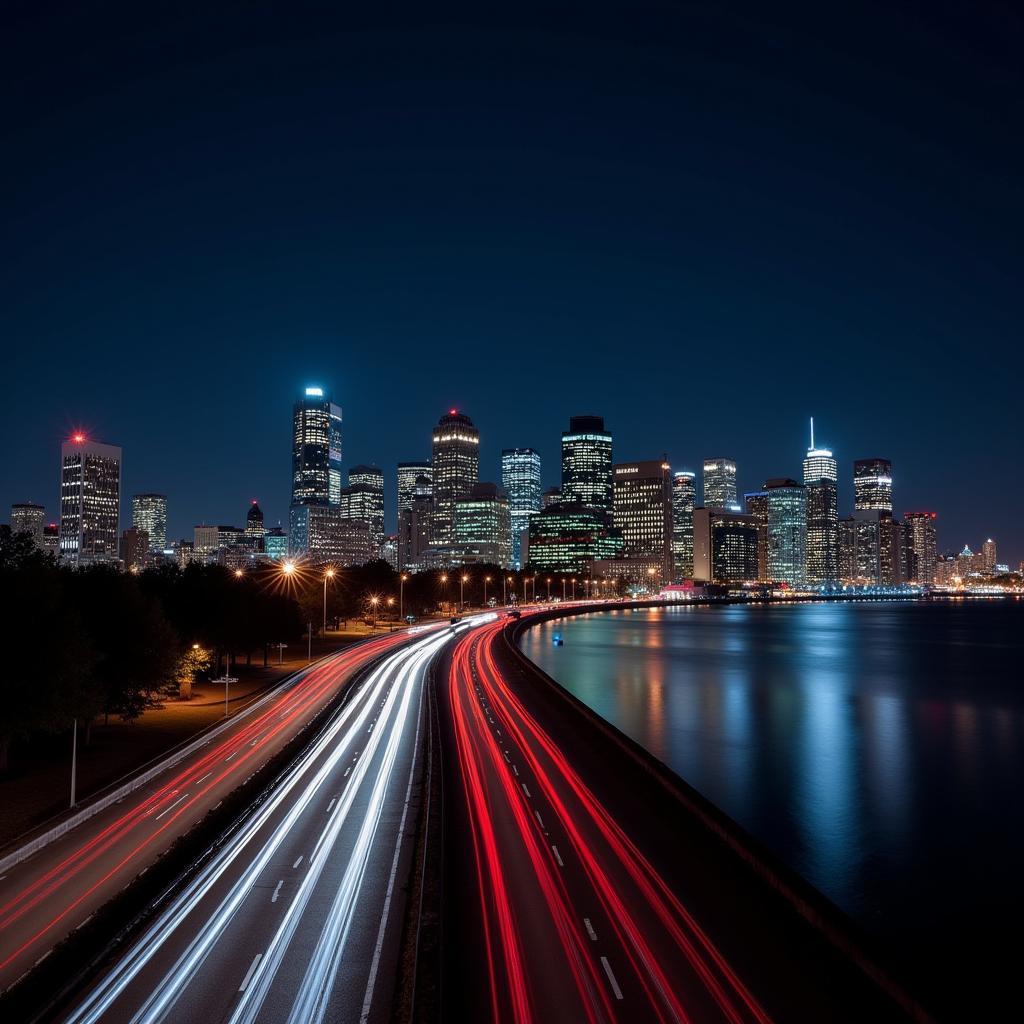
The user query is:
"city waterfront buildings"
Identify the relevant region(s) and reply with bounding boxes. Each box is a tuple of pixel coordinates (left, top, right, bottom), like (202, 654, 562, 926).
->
(702, 457, 740, 511)
(526, 502, 622, 575)
(904, 512, 938, 584)
(765, 478, 807, 585)
(561, 416, 613, 515)
(59, 435, 122, 566)
(671, 471, 696, 579)
(838, 510, 904, 584)
(803, 425, 839, 583)
(131, 493, 167, 552)
(853, 458, 893, 514)
(743, 490, 770, 582)
(612, 459, 673, 583)
(430, 410, 480, 546)
(291, 386, 343, 507)
(982, 538, 997, 571)
(692, 507, 759, 583)
(501, 448, 542, 569)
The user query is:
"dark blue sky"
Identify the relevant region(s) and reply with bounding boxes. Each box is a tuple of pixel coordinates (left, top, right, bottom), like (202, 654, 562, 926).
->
(3, 2, 1022, 561)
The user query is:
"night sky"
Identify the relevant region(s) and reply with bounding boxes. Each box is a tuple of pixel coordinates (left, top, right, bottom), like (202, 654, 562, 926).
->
(3, 3, 1021, 561)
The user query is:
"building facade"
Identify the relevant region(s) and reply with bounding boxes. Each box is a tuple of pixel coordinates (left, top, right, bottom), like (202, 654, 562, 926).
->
(430, 410, 480, 546)
(340, 465, 385, 546)
(853, 458, 893, 514)
(131, 493, 167, 552)
(10, 502, 45, 548)
(397, 461, 432, 517)
(526, 503, 623, 575)
(560, 416, 613, 515)
(501, 448, 542, 569)
(702, 457, 739, 511)
(245, 500, 265, 549)
(904, 511, 938, 584)
(59, 436, 122, 566)
(838, 510, 904, 584)
(671, 471, 696, 579)
(765, 478, 807, 585)
(264, 526, 288, 561)
(292, 386, 343, 507)
(454, 483, 513, 568)
(692, 507, 759, 583)
(119, 527, 149, 569)
(743, 490, 770, 582)
(612, 460, 673, 582)
(289, 505, 376, 566)
(398, 475, 432, 570)
(803, 432, 839, 584)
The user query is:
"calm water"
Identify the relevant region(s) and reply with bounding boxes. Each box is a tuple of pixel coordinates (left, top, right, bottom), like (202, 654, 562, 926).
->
(520, 601, 1024, 1012)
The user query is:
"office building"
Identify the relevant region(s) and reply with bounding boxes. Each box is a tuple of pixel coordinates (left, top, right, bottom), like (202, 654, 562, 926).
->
(693, 508, 759, 583)
(341, 465, 385, 545)
(42, 523, 59, 557)
(10, 503, 45, 548)
(454, 483, 512, 567)
(743, 491, 770, 582)
(542, 486, 562, 508)
(245, 500, 265, 548)
(131, 493, 167, 552)
(119, 527, 149, 569)
(853, 458, 893, 514)
(703, 458, 739, 511)
(289, 505, 376, 566)
(803, 423, 839, 583)
(397, 461, 432, 516)
(501, 448, 542, 569)
(526, 503, 623, 575)
(264, 526, 288, 561)
(982, 538, 997, 571)
(59, 435, 122, 566)
(671, 471, 696, 579)
(561, 416, 613, 514)
(612, 460, 673, 582)
(765, 478, 807, 585)
(838, 510, 904, 584)
(193, 525, 220, 563)
(430, 409, 480, 546)
(292, 386, 343, 507)
(904, 512, 938, 584)
(398, 475, 432, 570)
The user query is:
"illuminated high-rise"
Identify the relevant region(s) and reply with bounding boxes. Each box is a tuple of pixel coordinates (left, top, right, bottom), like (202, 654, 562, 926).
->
(430, 410, 480, 546)
(765, 478, 806, 585)
(245, 500, 265, 549)
(454, 482, 512, 567)
(398, 475, 432, 570)
(982, 538, 997, 571)
(904, 512, 937, 583)
(291, 386, 343, 507)
(561, 416, 613, 515)
(341, 465, 385, 546)
(501, 448, 542, 569)
(10, 503, 45, 548)
(670, 471, 696, 578)
(397, 461, 432, 516)
(803, 420, 839, 583)
(703, 458, 739, 511)
(743, 490, 770, 582)
(853, 458, 893, 514)
(131, 493, 167, 552)
(59, 434, 122, 566)
(612, 460, 674, 583)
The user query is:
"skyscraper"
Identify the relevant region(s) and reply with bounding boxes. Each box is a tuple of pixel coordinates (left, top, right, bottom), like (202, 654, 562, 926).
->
(703, 458, 739, 511)
(291, 386, 343, 507)
(454, 482, 513, 567)
(131, 493, 167, 552)
(527, 503, 623, 575)
(692, 508, 759, 583)
(10, 503, 45, 548)
(430, 410, 480, 546)
(561, 416, 613, 514)
(397, 461, 432, 516)
(341, 465, 385, 546)
(765, 478, 807, 584)
(853, 458, 893, 514)
(612, 460, 674, 582)
(671, 471, 696, 579)
(59, 434, 122, 566)
(743, 490, 770, 582)
(982, 538, 997, 571)
(904, 512, 938, 583)
(803, 420, 839, 583)
(501, 448, 542, 569)
(245, 500, 265, 548)
(839, 510, 904, 585)
(398, 476, 433, 570)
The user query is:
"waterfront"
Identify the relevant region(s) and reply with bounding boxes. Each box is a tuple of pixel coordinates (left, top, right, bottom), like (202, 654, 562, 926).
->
(520, 600, 1024, 1015)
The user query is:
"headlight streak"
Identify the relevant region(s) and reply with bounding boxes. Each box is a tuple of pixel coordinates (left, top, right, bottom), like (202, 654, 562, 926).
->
(62, 631, 445, 1024)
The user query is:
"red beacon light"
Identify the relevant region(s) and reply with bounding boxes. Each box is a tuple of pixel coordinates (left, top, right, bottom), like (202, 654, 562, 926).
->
(71, 432, 86, 443)
(449, 408, 458, 416)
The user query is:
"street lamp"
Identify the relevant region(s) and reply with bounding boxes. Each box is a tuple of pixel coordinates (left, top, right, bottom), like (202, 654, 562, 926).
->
(546, 577, 552, 600)
(387, 596, 395, 629)
(531, 576, 536, 602)
(484, 575, 491, 606)
(561, 578, 567, 601)
(523, 576, 528, 604)
(571, 577, 577, 600)
(504, 575, 513, 606)
(234, 568, 244, 578)
(323, 567, 335, 636)
(282, 560, 296, 576)
(370, 595, 379, 629)
(440, 573, 448, 612)
(400, 573, 408, 622)
(460, 573, 469, 609)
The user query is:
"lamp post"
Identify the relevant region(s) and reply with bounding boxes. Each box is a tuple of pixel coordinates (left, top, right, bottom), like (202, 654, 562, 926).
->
(400, 573, 407, 622)
(323, 567, 335, 636)
(275, 642, 287, 664)
(440, 573, 448, 613)
(70, 718, 77, 809)
(523, 576, 528, 604)
(531, 576, 536, 602)
(460, 573, 469, 610)
(571, 578, 577, 600)
(561, 578, 567, 601)
(214, 670, 239, 717)
(484, 575, 491, 606)
(370, 595, 379, 630)
(387, 596, 395, 630)
(504, 575, 512, 606)
(546, 577, 552, 601)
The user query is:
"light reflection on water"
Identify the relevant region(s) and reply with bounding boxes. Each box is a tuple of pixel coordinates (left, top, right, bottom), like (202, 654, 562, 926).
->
(520, 601, 1024, 1009)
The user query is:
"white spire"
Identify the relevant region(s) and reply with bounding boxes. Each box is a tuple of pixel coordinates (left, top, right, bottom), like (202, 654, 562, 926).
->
(810, 416, 815, 451)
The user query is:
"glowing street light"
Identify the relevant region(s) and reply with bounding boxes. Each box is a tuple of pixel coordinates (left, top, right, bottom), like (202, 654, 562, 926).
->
(234, 569, 244, 578)
(440, 573, 449, 612)
(323, 566, 336, 636)
(282, 560, 296, 576)
(504, 575, 513, 606)
(400, 572, 408, 622)
(369, 594, 380, 629)
(571, 577, 577, 600)
(460, 573, 469, 609)
(484, 575, 492, 606)
(546, 576, 552, 600)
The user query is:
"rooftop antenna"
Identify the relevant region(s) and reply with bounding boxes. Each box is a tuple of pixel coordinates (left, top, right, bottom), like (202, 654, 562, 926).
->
(810, 416, 815, 450)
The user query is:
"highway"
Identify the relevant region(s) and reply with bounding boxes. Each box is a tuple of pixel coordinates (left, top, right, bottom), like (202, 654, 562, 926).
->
(438, 615, 914, 1023)
(54, 622, 467, 1024)
(0, 628, 427, 994)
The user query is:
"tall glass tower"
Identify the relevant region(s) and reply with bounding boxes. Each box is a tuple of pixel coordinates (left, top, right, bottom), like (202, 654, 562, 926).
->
(60, 434, 122, 566)
(561, 415, 613, 515)
(430, 410, 480, 546)
(132, 493, 167, 552)
(397, 461, 432, 517)
(671, 471, 696, 579)
(765, 477, 807, 584)
(291, 386, 343, 507)
(802, 419, 838, 583)
(853, 458, 893, 514)
(702, 457, 739, 511)
(501, 448, 542, 569)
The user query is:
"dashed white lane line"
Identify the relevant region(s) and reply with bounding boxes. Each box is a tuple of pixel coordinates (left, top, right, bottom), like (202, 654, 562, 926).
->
(601, 956, 624, 1000)
(271, 880, 283, 903)
(521, 783, 531, 799)
(326, 797, 336, 813)
(511, 764, 519, 776)
(224, 750, 239, 762)
(292, 856, 303, 869)
(535, 810, 545, 830)
(154, 794, 188, 821)
(195, 772, 213, 785)
(552, 845, 564, 867)
(239, 953, 263, 992)
(584, 917, 597, 941)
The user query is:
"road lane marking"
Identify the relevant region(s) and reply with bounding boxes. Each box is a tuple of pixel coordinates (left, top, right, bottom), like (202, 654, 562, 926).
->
(344, 766, 351, 777)
(601, 956, 624, 999)
(327, 797, 336, 813)
(195, 772, 213, 785)
(224, 750, 239, 762)
(292, 856, 303, 869)
(154, 795, 188, 821)
(521, 783, 531, 799)
(271, 880, 283, 903)
(584, 917, 597, 940)
(511, 764, 518, 776)
(552, 845, 564, 866)
(535, 810, 545, 830)
(239, 953, 263, 992)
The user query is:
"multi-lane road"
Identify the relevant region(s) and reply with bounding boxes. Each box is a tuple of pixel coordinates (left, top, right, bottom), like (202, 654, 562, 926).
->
(0, 627, 431, 996)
